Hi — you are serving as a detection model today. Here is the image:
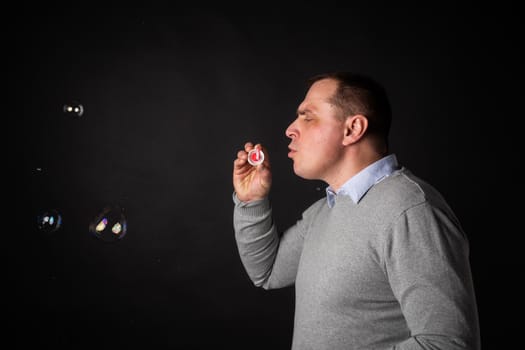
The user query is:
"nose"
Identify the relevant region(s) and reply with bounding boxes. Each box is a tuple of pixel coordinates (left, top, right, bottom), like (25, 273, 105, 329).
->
(285, 118, 298, 139)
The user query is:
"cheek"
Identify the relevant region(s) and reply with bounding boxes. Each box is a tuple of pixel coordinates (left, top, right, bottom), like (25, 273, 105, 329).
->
(311, 127, 342, 150)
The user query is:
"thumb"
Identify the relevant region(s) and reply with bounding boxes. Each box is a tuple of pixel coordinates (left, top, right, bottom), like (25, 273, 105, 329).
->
(257, 162, 272, 182)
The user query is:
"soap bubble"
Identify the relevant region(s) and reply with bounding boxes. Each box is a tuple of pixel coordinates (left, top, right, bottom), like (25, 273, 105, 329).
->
(37, 209, 62, 233)
(63, 101, 84, 117)
(89, 205, 127, 242)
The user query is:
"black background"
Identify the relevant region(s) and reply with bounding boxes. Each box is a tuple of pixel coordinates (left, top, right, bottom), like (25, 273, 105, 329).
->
(9, 3, 520, 349)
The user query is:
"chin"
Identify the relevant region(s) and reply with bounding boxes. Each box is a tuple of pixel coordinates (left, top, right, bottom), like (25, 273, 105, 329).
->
(293, 163, 317, 180)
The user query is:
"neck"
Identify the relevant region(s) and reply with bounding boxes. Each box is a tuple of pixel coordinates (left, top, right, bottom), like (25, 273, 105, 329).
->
(325, 144, 386, 192)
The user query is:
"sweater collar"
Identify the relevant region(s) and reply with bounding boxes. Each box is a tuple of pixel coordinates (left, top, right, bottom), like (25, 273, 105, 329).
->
(325, 154, 400, 208)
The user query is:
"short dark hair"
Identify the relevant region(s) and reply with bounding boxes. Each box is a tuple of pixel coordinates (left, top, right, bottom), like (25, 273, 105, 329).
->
(306, 72, 392, 146)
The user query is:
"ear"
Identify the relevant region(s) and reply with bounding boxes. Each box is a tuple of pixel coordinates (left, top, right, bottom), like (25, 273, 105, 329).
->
(342, 114, 368, 146)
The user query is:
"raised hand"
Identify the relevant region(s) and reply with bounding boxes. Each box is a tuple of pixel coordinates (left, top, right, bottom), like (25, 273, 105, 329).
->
(233, 142, 272, 202)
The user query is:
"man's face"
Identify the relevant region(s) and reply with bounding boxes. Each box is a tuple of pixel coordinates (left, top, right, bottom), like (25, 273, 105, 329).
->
(285, 78, 346, 181)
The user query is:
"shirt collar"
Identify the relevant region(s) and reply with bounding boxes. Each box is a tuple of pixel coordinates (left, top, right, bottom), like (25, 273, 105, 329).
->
(326, 154, 400, 208)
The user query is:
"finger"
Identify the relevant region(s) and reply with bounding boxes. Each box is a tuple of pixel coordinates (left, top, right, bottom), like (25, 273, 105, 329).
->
(244, 142, 254, 152)
(233, 157, 251, 173)
(234, 157, 245, 167)
(237, 149, 248, 160)
(254, 144, 270, 167)
(256, 155, 271, 171)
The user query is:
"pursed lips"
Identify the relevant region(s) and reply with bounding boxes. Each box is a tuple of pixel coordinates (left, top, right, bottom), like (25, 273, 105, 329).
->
(288, 146, 297, 158)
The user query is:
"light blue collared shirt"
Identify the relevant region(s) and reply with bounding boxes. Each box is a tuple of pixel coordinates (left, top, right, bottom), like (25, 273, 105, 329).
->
(326, 154, 400, 208)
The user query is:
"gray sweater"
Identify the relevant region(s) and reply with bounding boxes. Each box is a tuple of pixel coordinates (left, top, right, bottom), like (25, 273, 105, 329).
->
(233, 168, 480, 349)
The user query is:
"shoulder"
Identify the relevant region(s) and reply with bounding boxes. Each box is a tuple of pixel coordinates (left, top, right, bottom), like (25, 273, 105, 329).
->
(375, 168, 464, 235)
(361, 167, 460, 230)
(373, 167, 450, 209)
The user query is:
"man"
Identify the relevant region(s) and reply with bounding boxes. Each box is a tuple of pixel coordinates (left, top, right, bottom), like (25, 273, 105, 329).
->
(232, 72, 480, 349)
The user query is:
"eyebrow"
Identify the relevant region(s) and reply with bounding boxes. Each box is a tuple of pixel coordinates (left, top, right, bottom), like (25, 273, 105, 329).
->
(297, 108, 314, 116)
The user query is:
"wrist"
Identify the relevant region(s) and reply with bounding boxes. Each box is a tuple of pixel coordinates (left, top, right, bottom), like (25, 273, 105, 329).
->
(233, 192, 267, 204)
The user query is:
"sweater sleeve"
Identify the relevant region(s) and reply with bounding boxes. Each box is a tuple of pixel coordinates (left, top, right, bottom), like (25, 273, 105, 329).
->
(384, 202, 481, 350)
(232, 192, 312, 290)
